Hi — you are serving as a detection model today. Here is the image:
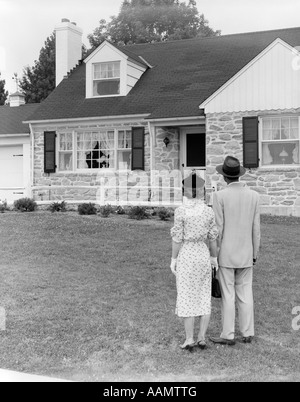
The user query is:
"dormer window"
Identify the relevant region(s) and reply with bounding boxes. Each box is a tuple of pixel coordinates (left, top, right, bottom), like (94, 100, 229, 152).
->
(93, 62, 121, 96)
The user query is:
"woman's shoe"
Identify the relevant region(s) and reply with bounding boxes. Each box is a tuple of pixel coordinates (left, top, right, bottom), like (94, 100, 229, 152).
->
(197, 340, 207, 350)
(180, 343, 195, 352)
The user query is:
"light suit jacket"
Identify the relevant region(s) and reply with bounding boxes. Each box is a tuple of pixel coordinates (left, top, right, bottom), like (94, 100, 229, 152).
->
(213, 182, 261, 268)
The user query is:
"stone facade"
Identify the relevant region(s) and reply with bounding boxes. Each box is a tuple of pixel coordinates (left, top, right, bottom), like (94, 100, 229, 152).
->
(32, 122, 182, 205)
(33, 121, 150, 202)
(31, 111, 300, 215)
(206, 109, 300, 216)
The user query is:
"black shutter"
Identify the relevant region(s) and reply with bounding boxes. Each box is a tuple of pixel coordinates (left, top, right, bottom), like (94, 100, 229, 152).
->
(243, 117, 259, 168)
(131, 127, 145, 170)
(44, 131, 56, 173)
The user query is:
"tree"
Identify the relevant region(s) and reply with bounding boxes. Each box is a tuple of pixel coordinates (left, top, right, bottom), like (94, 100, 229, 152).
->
(0, 73, 8, 106)
(19, 34, 56, 104)
(88, 0, 221, 47)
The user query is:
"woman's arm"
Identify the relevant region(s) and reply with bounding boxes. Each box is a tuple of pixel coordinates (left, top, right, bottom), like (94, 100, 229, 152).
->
(209, 239, 219, 270)
(172, 240, 182, 260)
(209, 239, 218, 258)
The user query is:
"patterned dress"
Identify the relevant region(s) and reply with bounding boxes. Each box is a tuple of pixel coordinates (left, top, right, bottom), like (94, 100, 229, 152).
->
(171, 199, 219, 318)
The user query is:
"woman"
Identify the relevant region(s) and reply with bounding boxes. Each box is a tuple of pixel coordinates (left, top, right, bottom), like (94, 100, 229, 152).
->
(170, 173, 218, 351)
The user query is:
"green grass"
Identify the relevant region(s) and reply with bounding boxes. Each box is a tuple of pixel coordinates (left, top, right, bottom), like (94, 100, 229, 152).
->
(0, 212, 299, 382)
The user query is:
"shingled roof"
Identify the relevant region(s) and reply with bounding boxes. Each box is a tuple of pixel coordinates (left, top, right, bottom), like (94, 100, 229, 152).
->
(0, 103, 40, 135)
(26, 27, 300, 122)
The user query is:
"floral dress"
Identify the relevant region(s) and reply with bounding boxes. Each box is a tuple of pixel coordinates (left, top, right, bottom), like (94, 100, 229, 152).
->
(171, 199, 218, 318)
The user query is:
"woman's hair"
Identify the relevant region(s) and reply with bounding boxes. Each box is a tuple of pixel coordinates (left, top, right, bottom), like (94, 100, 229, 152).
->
(183, 185, 205, 199)
(182, 173, 205, 199)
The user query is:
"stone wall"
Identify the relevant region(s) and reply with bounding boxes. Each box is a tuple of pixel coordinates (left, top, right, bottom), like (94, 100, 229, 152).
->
(154, 127, 180, 171)
(32, 121, 150, 202)
(206, 109, 300, 216)
(32, 123, 182, 205)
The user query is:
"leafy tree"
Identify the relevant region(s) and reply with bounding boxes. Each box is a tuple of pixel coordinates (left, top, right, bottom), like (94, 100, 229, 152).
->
(19, 34, 56, 104)
(19, 33, 88, 104)
(88, 0, 221, 47)
(0, 73, 8, 105)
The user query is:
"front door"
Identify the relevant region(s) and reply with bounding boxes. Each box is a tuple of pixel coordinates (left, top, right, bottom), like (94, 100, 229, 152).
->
(180, 127, 206, 180)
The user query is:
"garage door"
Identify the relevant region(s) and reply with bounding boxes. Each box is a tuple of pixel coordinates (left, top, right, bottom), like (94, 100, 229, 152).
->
(0, 146, 24, 200)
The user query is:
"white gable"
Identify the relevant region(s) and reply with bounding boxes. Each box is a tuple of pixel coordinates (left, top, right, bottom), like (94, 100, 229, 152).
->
(200, 39, 300, 114)
(84, 41, 147, 98)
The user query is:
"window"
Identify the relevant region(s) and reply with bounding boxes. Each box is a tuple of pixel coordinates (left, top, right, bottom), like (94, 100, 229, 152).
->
(93, 62, 120, 96)
(261, 117, 299, 166)
(77, 131, 115, 169)
(117, 130, 132, 170)
(57, 129, 137, 172)
(58, 132, 73, 171)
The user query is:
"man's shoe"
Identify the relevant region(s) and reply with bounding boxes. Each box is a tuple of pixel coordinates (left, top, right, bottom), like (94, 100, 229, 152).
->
(242, 336, 253, 344)
(209, 336, 236, 346)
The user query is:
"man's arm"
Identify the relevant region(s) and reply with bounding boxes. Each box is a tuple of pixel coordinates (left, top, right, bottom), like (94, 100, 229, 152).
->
(212, 192, 224, 250)
(252, 196, 261, 261)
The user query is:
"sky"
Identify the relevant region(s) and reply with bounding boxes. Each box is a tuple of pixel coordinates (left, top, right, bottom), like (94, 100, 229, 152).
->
(1, 0, 300, 93)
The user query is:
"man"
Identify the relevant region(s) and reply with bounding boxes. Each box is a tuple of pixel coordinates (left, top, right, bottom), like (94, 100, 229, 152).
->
(211, 156, 261, 346)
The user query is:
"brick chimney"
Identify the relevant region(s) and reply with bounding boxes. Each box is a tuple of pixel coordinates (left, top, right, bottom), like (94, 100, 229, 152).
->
(55, 18, 83, 87)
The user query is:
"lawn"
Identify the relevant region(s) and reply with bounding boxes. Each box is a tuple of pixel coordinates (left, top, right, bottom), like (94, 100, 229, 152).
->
(0, 211, 299, 382)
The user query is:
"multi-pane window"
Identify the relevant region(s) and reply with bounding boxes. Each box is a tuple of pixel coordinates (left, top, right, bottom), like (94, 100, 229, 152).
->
(77, 131, 115, 169)
(261, 117, 299, 165)
(93, 62, 120, 96)
(58, 133, 73, 171)
(118, 130, 132, 170)
(58, 129, 134, 171)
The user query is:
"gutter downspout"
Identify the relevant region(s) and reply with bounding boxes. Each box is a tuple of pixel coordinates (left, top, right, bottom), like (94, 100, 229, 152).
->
(29, 123, 34, 199)
(148, 121, 155, 203)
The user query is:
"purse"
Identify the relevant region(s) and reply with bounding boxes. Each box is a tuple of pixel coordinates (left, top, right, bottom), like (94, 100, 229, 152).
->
(212, 267, 222, 298)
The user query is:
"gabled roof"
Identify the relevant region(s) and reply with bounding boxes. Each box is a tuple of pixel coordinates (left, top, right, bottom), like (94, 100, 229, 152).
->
(26, 27, 300, 122)
(0, 103, 40, 135)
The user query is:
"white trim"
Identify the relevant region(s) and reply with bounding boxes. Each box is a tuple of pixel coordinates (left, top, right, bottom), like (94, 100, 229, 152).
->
(84, 41, 129, 64)
(138, 56, 153, 69)
(180, 127, 207, 173)
(200, 38, 300, 109)
(24, 114, 150, 125)
(258, 114, 300, 168)
(147, 116, 205, 127)
(0, 134, 29, 138)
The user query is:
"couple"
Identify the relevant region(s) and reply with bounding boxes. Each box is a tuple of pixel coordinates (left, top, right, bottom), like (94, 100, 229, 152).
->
(170, 156, 261, 351)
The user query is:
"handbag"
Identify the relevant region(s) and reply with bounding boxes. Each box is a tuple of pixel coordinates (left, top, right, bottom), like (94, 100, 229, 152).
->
(212, 267, 222, 298)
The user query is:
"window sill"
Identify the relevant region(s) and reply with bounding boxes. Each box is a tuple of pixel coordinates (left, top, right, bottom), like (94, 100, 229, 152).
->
(255, 164, 300, 172)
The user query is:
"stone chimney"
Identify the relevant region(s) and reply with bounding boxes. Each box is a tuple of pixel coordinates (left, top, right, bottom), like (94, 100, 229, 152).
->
(55, 18, 83, 87)
(9, 91, 25, 107)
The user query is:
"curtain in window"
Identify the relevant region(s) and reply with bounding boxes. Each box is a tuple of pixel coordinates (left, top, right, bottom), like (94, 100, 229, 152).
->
(77, 132, 114, 169)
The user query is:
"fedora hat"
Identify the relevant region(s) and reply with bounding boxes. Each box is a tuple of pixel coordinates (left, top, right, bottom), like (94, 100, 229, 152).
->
(216, 156, 246, 178)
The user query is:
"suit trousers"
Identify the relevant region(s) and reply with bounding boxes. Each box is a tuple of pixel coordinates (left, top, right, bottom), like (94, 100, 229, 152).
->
(217, 267, 254, 340)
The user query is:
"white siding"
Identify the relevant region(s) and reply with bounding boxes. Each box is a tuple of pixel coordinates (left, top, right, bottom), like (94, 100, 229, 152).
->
(126, 60, 146, 94)
(201, 40, 300, 114)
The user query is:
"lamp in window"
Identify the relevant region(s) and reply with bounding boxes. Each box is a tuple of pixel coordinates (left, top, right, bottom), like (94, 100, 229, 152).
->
(279, 147, 288, 164)
(163, 137, 170, 148)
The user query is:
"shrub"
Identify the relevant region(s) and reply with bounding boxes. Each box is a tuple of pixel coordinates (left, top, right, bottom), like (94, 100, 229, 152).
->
(0, 200, 9, 213)
(116, 206, 126, 215)
(78, 203, 97, 215)
(157, 207, 172, 221)
(99, 204, 114, 218)
(48, 201, 67, 213)
(128, 206, 149, 220)
(14, 198, 37, 212)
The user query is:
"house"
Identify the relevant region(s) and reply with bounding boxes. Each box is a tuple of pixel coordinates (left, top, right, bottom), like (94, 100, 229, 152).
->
(0, 92, 39, 203)
(24, 19, 300, 216)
